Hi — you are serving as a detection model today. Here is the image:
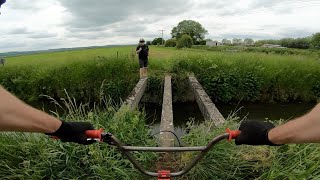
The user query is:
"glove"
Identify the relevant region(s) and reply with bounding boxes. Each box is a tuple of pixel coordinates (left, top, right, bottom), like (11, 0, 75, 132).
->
(235, 120, 279, 146)
(46, 121, 96, 145)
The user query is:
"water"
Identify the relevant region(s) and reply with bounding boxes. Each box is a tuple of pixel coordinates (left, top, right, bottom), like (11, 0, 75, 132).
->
(142, 102, 205, 138)
(142, 102, 316, 138)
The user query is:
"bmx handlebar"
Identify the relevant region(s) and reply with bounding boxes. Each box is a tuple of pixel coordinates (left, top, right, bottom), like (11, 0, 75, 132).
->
(83, 128, 241, 178)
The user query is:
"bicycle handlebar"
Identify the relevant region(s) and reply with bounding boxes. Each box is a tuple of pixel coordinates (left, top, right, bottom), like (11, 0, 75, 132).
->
(85, 128, 240, 142)
(83, 128, 241, 178)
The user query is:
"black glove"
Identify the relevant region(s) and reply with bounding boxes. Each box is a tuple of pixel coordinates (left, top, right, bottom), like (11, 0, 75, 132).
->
(235, 120, 279, 146)
(46, 121, 96, 145)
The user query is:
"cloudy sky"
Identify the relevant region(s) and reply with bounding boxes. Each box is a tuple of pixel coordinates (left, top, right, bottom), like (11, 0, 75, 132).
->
(1, 0, 320, 52)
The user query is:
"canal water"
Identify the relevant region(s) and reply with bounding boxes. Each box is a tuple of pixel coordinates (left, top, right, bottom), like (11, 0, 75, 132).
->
(141, 102, 316, 138)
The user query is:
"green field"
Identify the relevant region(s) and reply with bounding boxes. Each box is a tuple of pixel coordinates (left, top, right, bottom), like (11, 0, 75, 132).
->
(1, 45, 320, 103)
(1, 45, 320, 179)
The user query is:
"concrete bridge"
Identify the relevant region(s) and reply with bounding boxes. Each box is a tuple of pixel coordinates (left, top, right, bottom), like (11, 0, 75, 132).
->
(118, 76, 225, 147)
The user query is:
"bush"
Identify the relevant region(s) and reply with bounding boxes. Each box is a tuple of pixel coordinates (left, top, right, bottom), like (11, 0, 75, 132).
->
(176, 35, 193, 49)
(164, 39, 177, 47)
(171, 52, 320, 103)
(152, 37, 165, 45)
(0, 56, 139, 104)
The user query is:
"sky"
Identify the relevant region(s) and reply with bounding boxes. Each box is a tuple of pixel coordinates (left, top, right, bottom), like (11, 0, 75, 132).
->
(1, 0, 320, 52)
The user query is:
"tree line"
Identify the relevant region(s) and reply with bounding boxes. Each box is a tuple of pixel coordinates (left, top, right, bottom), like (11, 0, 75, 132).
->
(148, 20, 320, 49)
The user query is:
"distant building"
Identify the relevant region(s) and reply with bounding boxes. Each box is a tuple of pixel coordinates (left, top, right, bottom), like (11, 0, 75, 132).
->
(262, 44, 286, 48)
(206, 41, 222, 47)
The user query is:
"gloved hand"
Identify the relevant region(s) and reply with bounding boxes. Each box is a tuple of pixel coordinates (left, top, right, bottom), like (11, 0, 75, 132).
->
(235, 120, 279, 146)
(0, 0, 6, 8)
(46, 121, 96, 145)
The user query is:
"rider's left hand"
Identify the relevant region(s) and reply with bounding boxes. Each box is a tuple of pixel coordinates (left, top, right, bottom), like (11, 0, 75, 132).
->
(45, 121, 96, 145)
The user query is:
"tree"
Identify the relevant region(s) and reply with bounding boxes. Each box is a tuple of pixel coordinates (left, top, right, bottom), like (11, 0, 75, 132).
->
(176, 35, 193, 49)
(152, 38, 165, 45)
(311, 33, 320, 49)
(243, 38, 254, 45)
(171, 20, 208, 45)
(164, 39, 177, 47)
(146, 41, 151, 45)
(222, 38, 231, 45)
(232, 38, 242, 45)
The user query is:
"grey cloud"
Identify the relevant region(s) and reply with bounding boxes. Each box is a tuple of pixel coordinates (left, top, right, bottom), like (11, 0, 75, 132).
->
(0, 40, 26, 49)
(215, 0, 315, 17)
(28, 32, 57, 39)
(278, 28, 314, 38)
(8, 27, 31, 34)
(215, 32, 280, 40)
(6, 0, 49, 10)
(57, 0, 192, 29)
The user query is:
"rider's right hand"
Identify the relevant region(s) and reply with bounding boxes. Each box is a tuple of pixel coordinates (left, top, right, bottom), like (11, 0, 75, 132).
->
(235, 120, 280, 146)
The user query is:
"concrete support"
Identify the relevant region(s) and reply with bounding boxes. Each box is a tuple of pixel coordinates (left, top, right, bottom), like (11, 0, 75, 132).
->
(159, 76, 175, 147)
(188, 76, 225, 126)
(119, 77, 148, 111)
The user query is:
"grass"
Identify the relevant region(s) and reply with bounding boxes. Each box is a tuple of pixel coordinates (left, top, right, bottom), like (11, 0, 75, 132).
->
(1, 45, 319, 104)
(180, 118, 320, 179)
(0, 95, 157, 179)
(171, 51, 320, 102)
(1, 45, 320, 179)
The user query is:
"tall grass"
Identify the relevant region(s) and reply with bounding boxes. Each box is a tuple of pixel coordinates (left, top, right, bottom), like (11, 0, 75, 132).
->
(0, 56, 139, 103)
(181, 118, 320, 179)
(0, 94, 156, 179)
(171, 51, 320, 103)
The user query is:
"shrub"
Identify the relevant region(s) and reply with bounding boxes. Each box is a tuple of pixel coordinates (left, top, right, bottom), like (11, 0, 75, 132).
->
(164, 39, 177, 47)
(176, 35, 193, 49)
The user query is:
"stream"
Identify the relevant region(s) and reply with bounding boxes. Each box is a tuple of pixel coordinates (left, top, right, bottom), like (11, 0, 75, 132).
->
(141, 102, 316, 138)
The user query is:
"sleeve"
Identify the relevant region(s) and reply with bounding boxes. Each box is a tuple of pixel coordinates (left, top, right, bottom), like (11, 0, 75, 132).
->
(136, 46, 139, 51)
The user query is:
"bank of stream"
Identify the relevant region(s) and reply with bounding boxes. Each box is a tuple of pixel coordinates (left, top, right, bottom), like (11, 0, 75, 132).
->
(141, 101, 316, 139)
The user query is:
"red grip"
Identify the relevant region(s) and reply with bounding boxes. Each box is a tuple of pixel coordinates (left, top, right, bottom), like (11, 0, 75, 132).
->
(226, 128, 241, 142)
(85, 128, 104, 141)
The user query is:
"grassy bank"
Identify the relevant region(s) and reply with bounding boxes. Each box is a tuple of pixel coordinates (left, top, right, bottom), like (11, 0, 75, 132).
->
(0, 98, 156, 179)
(171, 51, 320, 103)
(181, 119, 320, 179)
(1, 46, 320, 179)
(1, 46, 319, 104)
(192, 45, 320, 57)
(0, 56, 139, 103)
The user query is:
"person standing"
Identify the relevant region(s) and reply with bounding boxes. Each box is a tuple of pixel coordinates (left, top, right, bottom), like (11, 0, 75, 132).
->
(0, 57, 5, 66)
(136, 38, 149, 78)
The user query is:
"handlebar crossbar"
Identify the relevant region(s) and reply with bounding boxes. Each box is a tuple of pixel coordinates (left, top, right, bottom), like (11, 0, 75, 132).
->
(84, 129, 240, 178)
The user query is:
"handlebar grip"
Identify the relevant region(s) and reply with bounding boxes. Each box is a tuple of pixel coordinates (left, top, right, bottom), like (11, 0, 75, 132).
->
(226, 128, 241, 142)
(85, 128, 104, 141)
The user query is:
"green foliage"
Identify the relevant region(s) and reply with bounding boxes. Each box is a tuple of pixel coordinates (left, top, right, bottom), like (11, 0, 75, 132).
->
(222, 38, 232, 45)
(164, 39, 177, 47)
(171, 20, 208, 45)
(0, 56, 139, 104)
(192, 45, 319, 57)
(311, 32, 320, 49)
(0, 97, 156, 179)
(141, 75, 164, 104)
(146, 41, 151, 45)
(152, 37, 165, 45)
(255, 37, 312, 49)
(232, 38, 242, 45)
(182, 119, 320, 179)
(243, 38, 254, 45)
(176, 35, 193, 49)
(171, 52, 320, 103)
